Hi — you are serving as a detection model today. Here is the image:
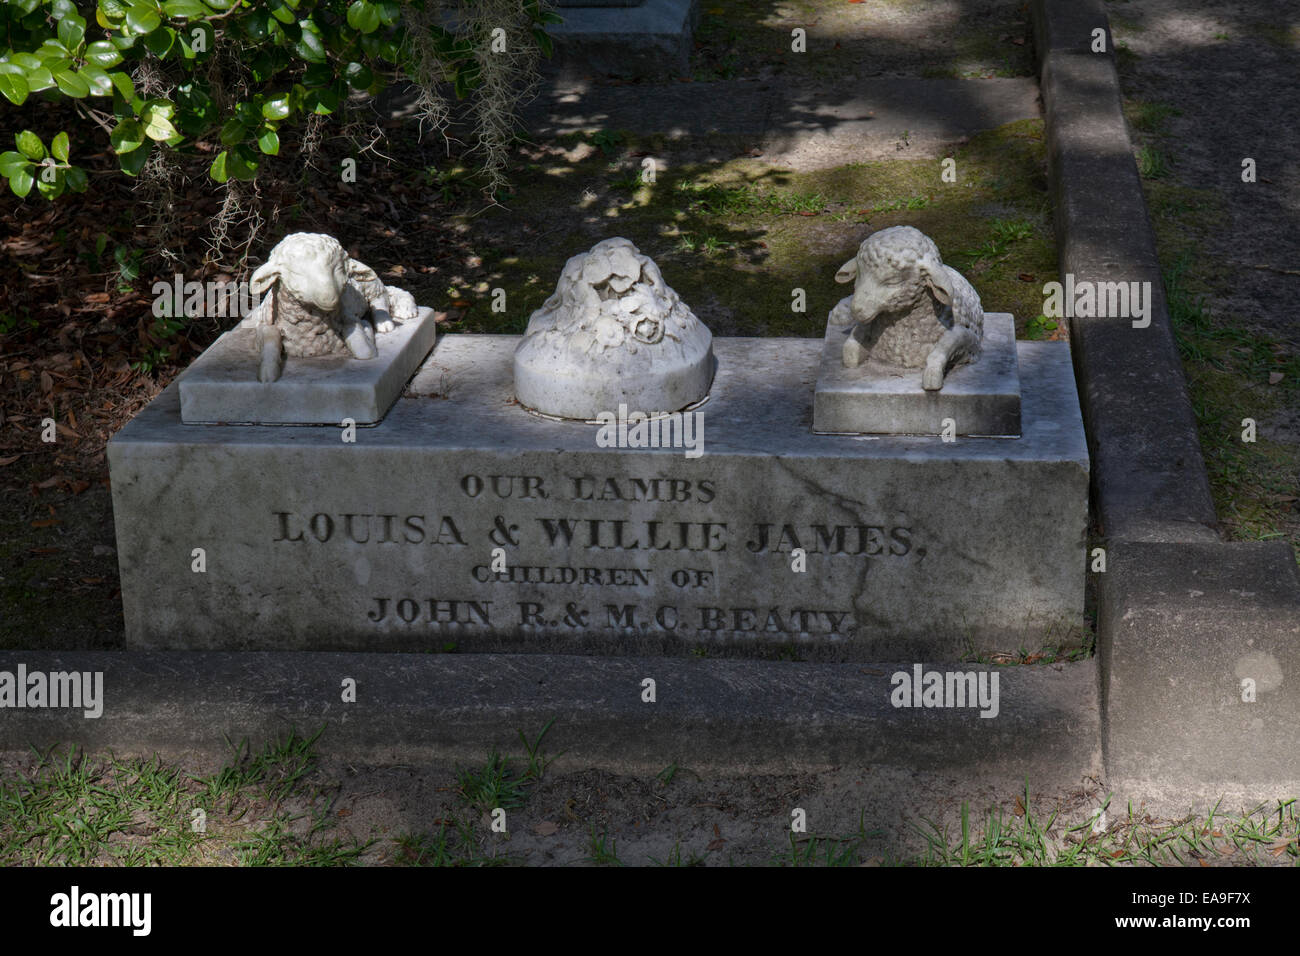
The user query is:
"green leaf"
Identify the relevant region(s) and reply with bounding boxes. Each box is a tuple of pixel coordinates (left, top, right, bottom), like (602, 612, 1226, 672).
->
(51, 132, 70, 162)
(376, 0, 400, 25)
(142, 25, 177, 57)
(163, 0, 208, 16)
(36, 51, 73, 72)
(218, 118, 247, 146)
(84, 40, 125, 67)
(97, 0, 126, 23)
(36, 171, 67, 201)
(24, 67, 55, 93)
(54, 69, 91, 98)
(228, 145, 259, 180)
(140, 101, 178, 140)
(125, 2, 163, 35)
(257, 127, 280, 155)
(0, 72, 29, 106)
(10, 169, 35, 198)
(110, 118, 145, 154)
(109, 70, 135, 101)
(242, 9, 270, 39)
(16, 131, 45, 161)
(347, 0, 380, 34)
(58, 15, 87, 52)
(119, 141, 151, 176)
(78, 66, 114, 96)
(301, 62, 332, 86)
(533, 27, 553, 59)
(58, 13, 87, 49)
(0, 152, 30, 178)
(343, 61, 372, 90)
(295, 24, 327, 63)
(261, 95, 290, 120)
(209, 149, 229, 182)
(8, 53, 42, 70)
(309, 85, 340, 115)
(65, 165, 88, 192)
(268, 1, 294, 24)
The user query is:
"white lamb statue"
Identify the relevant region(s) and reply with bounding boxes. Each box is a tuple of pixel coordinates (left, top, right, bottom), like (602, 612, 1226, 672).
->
(240, 232, 418, 382)
(829, 225, 984, 391)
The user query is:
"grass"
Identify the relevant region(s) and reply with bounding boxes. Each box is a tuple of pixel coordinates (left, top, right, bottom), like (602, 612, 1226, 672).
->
(673, 179, 830, 218)
(774, 812, 883, 867)
(5, 733, 1297, 866)
(393, 820, 513, 867)
(586, 826, 623, 865)
(908, 789, 1300, 867)
(1126, 100, 1182, 135)
(1163, 253, 1300, 548)
(394, 720, 557, 867)
(0, 727, 370, 866)
(1119, 76, 1300, 559)
(465, 118, 1058, 340)
(649, 841, 708, 867)
(1135, 145, 1170, 179)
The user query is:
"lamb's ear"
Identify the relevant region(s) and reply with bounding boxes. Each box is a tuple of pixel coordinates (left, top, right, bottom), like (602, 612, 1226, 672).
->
(834, 258, 858, 284)
(346, 258, 381, 286)
(920, 255, 953, 305)
(249, 262, 280, 296)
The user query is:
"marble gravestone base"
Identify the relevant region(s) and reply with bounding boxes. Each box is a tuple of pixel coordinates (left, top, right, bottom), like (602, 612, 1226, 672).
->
(108, 336, 1089, 661)
(177, 307, 438, 425)
(814, 313, 1023, 437)
(547, 0, 700, 76)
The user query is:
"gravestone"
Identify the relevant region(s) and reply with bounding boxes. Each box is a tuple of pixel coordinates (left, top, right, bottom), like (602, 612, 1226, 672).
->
(108, 335, 1089, 660)
(547, 0, 700, 77)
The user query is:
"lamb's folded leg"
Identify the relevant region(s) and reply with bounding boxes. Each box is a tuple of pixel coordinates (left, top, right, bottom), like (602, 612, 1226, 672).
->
(342, 319, 378, 360)
(921, 326, 980, 391)
(256, 323, 284, 383)
(842, 323, 869, 368)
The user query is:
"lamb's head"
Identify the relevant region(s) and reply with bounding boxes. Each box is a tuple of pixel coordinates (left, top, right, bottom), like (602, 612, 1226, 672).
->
(249, 233, 350, 315)
(832, 226, 954, 326)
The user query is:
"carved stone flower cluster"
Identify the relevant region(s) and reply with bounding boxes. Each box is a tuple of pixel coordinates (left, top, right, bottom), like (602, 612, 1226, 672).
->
(541, 238, 695, 358)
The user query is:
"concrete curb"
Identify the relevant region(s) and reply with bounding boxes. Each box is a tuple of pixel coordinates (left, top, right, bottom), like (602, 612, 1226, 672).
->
(0, 652, 1100, 792)
(1032, 0, 1300, 808)
(1032, 0, 1216, 544)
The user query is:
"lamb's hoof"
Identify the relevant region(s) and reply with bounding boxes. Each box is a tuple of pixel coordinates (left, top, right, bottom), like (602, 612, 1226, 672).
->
(921, 364, 945, 391)
(258, 355, 283, 383)
(829, 299, 853, 326)
(387, 287, 418, 323)
(372, 309, 396, 334)
(842, 335, 866, 368)
(345, 324, 378, 360)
